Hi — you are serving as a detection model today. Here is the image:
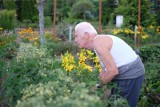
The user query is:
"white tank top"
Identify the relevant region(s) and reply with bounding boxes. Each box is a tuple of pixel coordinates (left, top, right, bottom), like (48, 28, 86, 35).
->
(94, 35, 138, 67)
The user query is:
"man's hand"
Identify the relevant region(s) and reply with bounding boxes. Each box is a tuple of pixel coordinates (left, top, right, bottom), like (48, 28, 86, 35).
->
(99, 70, 107, 85)
(99, 70, 105, 78)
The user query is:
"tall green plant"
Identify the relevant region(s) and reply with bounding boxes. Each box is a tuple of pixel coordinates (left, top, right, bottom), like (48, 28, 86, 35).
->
(0, 9, 17, 30)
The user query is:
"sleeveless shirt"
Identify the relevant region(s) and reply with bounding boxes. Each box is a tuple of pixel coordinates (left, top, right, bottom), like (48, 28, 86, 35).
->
(94, 35, 145, 79)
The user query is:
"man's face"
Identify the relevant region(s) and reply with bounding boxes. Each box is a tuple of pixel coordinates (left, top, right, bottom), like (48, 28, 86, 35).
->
(74, 30, 87, 48)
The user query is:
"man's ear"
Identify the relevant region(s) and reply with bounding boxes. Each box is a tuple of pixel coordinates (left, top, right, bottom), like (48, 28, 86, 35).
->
(84, 32, 89, 39)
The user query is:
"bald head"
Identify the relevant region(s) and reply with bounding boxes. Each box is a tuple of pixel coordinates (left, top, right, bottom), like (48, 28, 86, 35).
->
(75, 22, 97, 35)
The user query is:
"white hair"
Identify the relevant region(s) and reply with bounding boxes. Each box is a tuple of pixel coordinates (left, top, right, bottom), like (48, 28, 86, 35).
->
(75, 22, 97, 35)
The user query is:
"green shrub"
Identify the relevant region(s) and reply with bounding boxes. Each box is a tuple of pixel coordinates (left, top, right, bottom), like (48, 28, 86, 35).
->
(16, 43, 47, 62)
(1, 43, 131, 107)
(0, 34, 17, 59)
(44, 16, 52, 27)
(137, 45, 160, 106)
(16, 74, 101, 107)
(138, 44, 160, 63)
(1, 43, 61, 106)
(138, 62, 160, 107)
(45, 41, 79, 56)
(136, 44, 160, 106)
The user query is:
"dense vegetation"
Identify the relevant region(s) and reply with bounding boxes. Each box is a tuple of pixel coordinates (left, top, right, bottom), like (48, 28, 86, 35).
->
(0, 0, 160, 107)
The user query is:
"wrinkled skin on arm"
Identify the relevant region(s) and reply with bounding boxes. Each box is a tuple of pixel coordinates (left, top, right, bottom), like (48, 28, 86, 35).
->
(93, 35, 119, 85)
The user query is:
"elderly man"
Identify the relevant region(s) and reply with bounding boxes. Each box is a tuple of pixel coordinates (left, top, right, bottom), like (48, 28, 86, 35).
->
(74, 22, 145, 107)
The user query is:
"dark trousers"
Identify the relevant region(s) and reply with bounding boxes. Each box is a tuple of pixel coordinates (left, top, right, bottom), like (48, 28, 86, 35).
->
(111, 75, 144, 107)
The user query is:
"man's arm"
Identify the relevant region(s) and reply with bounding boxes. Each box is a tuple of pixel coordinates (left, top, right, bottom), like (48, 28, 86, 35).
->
(93, 36, 119, 85)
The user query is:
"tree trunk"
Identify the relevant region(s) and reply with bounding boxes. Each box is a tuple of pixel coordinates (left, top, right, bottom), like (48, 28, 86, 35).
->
(53, 0, 56, 34)
(98, 0, 102, 33)
(37, 0, 45, 46)
(137, 0, 141, 47)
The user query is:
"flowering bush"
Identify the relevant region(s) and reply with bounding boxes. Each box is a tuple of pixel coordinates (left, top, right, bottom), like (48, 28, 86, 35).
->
(16, 43, 46, 63)
(16, 69, 102, 107)
(62, 49, 101, 75)
(0, 33, 17, 59)
(61, 49, 101, 82)
(18, 27, 39, 45)
(1, 41, 130, 107)
(111, 25, 160, 45)
(112, 28, 134, 36)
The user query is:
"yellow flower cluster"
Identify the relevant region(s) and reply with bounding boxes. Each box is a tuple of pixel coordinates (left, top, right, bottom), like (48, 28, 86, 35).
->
(112, 27, 151, 39)
(92, 56, 101, 72)
(0, 39, 14, 48)
(61, 51, 75, 71)
(112, 29, 123, 35)
(77, 49, 93, 72)
(147, 25, 160, 34)
(136, 26, 144, 35)
(112, 28, 134, 35)
(18, 27, 39, 45)
(144, 25, 160, 39)
(61, 49, 101, 74)
(141, 34, 149, 39)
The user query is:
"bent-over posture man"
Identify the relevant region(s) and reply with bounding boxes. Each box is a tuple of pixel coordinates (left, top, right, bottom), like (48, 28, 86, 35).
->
(74, 22, 145, 107)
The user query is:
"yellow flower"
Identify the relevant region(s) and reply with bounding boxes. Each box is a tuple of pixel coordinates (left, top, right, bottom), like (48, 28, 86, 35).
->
(86, 50, 94, 59)
(124, 29, 130, 34)
(61, 52, 75, 72)
(34, 37, 38, 40)
(156, 26, 160, 34)
(0, 27, 3, 30)
(68, 65, 74, 71)
(85, 65, 92, 72)
(93, 57, 99, 63)
(141, 34, 149, 39)
(34, 41, 38, 45)
(112, 29, 120, 35)
(149, 25, 153, 29)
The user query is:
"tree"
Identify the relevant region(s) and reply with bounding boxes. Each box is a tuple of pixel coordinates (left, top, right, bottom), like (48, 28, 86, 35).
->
(98, 0, 102, 33)
(0, 0, 3, 10)
(15, 0, 22, 21)
(44, 0, 77, 23)
(44, 0, 53, 17)
(53, 0, 56, 34)
(114, 0, 155, 28)
(102, 0, 117, 25)
(3, 0, 16, 10)
(21, 0, 38, 21)
(37, 0, 45, 46)
(70, 0, 95, 20)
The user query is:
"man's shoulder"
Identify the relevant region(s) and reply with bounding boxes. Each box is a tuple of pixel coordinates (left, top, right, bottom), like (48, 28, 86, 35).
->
(93, 35, 112, 50)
